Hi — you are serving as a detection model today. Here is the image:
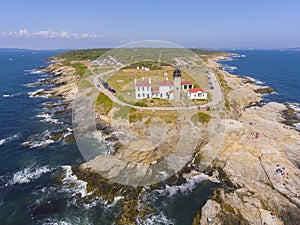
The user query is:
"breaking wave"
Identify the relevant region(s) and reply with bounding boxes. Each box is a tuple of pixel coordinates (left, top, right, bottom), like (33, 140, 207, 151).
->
(40, 217, 88, 225)
(7, 165, 53, 185)
(137, 212, 175, 225)
(288, 103, 300, 112)
(0, 134, 19, 146)
(61, 165, 92, 198)
(245, 76, 265, 85)
(36, 113, 63, 125)
(222, 64, 237, 71)
(155, 175, 209, 198)
(24, 69, 45, 75)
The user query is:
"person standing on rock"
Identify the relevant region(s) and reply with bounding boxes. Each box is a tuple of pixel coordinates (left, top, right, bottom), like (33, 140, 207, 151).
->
(207, 217, 211, 224)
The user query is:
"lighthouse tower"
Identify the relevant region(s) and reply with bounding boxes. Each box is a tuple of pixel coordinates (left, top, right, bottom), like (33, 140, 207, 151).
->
(173, 68, 182, 102)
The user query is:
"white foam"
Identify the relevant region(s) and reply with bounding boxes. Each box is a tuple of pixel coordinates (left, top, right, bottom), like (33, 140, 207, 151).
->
(36, 113, 63, 124)
(155, 175, 209, 198)
(81, 197, 103, 209)
(2, 94, 14, 98)
(61, 165, 92, 198)
(223, 65, 237, 71)
(0, 134, 19, 146)
(41, 219, 74, 225)
(41, 216, 93, 225)
(23, 78, 46, 87)
(245, 76, 265, 85)
(37, 113, 51, 119)
(7, 165, 52, 185)
(29, 139, 55, 148)
(28, 88, 44, 97)
(63, 131, 72, 138)
(219, 57, 234, 62)
(24, 69, 44, 75)
(294, 123, 300, 131)
(288, 103, 300, 112)
(137, 212, 175, 225)
(106, 196, 124, 208)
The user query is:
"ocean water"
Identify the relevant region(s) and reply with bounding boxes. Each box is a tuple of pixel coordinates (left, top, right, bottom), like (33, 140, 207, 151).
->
(220, 50, 300, 130)
(0, 49, 217, 225)
(220, 50, 300, 104)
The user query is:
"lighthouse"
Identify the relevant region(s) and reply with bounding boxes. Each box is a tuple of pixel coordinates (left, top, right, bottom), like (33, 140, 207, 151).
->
(173, 68, 182, 102)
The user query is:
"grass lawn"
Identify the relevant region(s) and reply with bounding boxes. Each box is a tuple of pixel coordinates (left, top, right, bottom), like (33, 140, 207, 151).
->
(95, 92, 113, 114)
(129, 109, 179, 124)
(78, 79, 93, 90)
(105, 66, 209, 105)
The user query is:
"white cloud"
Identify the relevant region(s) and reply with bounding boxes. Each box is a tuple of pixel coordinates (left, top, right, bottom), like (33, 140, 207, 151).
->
(1, 28, 101, 39)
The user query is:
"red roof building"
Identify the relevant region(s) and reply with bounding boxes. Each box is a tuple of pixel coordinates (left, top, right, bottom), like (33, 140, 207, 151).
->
(136, 80, 151, 87)
(181, 80, 193, 85)
(188, 87, 206, 93)
(158, 80, 173, 86)
(187, 87, 207, 100)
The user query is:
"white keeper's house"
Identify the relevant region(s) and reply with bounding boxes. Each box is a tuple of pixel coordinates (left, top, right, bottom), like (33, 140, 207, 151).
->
(135, 68, 207, 101)
(187, 87, 208, 100)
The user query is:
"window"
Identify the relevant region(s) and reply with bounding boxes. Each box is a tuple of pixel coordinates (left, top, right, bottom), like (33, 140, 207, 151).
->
(147, 87, 149, 91)
(143, 93, 145, 97)
(137, 87, 140, 91)
(138, 94, 140, 97)
(170, 86, 172, 89)
(142, 87, 144, 91)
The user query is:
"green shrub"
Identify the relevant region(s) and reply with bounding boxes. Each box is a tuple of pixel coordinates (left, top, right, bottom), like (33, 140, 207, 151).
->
(134, 101, 148, 107)
(191, 112, 211, 125)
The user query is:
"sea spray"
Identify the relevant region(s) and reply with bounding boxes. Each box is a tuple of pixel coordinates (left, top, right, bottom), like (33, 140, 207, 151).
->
(61, 165, 92, 198)
(7, 165, 53, 185)
(155, 174, 210, 198)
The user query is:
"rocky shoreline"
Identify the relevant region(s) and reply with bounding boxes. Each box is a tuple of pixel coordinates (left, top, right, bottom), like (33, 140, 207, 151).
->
(192, 57, 300, 225)
(38, 53, 300, 224)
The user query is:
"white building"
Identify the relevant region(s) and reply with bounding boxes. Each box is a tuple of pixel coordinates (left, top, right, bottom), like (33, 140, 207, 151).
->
(181, 80, 194, 90)
(134, 69, 206, 101)
(135, 78, 152, 99)
(188, 88, 207, 100)
(158, 78, 173, 99)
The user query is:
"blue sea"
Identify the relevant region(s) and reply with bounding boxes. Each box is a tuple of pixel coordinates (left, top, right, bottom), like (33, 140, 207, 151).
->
(0, 49, 218, 225)
(220, 50, 300, 129)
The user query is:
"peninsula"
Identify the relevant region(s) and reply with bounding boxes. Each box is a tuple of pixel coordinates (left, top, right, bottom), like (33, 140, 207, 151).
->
(39, 48, 300, 225)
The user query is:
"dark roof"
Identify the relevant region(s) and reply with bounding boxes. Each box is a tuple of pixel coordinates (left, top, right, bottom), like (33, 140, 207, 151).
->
(173, 68, 182, 77)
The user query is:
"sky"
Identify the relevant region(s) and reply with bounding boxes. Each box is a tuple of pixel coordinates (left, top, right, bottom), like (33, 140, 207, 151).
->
(0, 0, 299, 49)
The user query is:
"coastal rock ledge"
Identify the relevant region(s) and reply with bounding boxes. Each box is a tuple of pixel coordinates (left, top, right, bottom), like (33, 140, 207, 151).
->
(193, 102, 300, 225)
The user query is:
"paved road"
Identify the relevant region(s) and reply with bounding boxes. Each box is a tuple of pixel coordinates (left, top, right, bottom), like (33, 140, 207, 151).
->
(92, 67, 223, 111)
